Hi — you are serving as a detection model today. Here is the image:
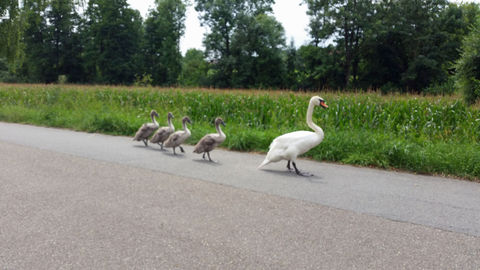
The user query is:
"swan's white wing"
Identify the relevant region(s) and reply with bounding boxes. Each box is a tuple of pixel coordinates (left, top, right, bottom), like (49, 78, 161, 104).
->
(270, 131, 317, 149)
(267, 131, 322, 161)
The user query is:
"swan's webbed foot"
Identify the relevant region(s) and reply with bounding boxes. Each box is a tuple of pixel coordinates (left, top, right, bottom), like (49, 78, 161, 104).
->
(179, 146, 185, 153)
(292, 161, 313, 177)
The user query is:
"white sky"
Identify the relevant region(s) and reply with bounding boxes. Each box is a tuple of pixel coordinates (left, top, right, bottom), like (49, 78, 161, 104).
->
(128, 0, 310, 55)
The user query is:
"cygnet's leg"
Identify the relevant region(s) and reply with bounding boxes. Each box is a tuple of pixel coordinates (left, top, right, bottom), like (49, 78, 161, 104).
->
(159, 143, 164, 150)
(207, 152, 213, 162)
(143, 139, 148, 147)
(202, 153, 206, 160)
(292, 161, 313, 177)
(179, 146, 185, 153)
(172, 147, 176, 155)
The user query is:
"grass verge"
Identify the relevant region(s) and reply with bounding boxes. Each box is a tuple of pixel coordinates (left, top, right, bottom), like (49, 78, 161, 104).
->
(1, 83, 479, 180)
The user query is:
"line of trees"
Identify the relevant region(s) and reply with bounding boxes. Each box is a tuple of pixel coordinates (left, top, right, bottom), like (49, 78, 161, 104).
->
(1, 0, 480, 101)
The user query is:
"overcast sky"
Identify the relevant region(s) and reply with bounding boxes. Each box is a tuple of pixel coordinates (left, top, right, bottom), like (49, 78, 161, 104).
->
(128, 0, 309, 55)
(128, 0, 480, 56)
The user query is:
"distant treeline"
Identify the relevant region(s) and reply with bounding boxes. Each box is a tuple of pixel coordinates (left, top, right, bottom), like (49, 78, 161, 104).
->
(1, 0, 480, 98)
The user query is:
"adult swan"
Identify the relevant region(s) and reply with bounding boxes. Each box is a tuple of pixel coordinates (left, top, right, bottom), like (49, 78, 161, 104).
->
(258, 96, 328, 176)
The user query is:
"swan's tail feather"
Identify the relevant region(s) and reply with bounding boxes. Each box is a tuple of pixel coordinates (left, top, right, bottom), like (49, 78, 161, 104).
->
(258, 158, 271, 169)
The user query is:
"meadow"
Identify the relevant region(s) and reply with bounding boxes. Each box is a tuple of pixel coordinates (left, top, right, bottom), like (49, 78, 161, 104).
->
(1, 83, 479, 180)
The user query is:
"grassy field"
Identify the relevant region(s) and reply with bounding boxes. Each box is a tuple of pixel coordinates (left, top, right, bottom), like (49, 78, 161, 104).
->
(1, 83, 479, 180)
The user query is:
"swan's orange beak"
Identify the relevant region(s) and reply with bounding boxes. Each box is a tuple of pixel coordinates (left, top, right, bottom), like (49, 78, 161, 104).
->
(320, 100, 328, 108)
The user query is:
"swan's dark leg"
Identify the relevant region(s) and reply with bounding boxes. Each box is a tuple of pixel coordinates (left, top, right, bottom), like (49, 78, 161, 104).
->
(286, 161, 294, 172)
(292, 161, 313, 177)
(143, 139, 148, 147)
(160, 142, 164, 150)
(179, 146, 185, 153)
(207, 152, 213, 162)
(172, 147, 176, 155)
(202, 153, 206, 159)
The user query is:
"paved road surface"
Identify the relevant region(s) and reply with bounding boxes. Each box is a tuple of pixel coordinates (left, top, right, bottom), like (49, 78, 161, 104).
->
(0, 122, 479, 269)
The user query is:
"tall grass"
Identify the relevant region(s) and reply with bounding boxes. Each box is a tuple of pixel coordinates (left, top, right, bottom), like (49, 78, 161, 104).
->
(1, 83, 479, 180)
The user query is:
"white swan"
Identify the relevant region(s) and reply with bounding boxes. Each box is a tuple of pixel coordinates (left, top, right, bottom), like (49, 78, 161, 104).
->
(193, 117, 226, 162)
(150, 112, 175, 150)
(133, 110, 160, 146)
(163, 116, 192, 155)
(258, 96, 328, 176)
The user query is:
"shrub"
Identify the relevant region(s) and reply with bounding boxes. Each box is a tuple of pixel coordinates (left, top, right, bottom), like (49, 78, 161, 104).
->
(134, 73, 153, 87)
(455, 16, 480, 105)
(57, 75, 68, 84)
(423, 78, 456, 96)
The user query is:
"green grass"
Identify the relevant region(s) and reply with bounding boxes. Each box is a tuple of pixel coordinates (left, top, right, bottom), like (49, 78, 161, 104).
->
(1, 83, 479, 180)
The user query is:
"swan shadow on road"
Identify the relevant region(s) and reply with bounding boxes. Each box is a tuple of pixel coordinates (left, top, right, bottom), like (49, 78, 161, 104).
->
(192, 158, 222, 166)
(260, 169, 324, 183)
(133, 144, 150, 149)
(162, 151, 187, 159)
(133, 145, 169, 152)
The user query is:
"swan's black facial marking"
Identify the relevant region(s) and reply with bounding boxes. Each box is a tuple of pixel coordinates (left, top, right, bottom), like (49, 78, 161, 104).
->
(317, 97, 328, 109)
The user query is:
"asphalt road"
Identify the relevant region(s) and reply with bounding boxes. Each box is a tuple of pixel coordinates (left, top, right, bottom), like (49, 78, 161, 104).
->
(1, 122, 480, 269)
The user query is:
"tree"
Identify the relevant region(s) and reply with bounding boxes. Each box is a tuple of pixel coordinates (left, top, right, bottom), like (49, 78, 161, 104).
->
(295, 45, 343, 90)
(303, 0, 334, 47)
(230, 13, 286, 88)
(304, 0, 374, 88)
(195, 0, 275, 87)
(21, 0, 51, 82)
(396, 0, 448, 91)
(285, 39, 298, 89)
(455, 16, 480, 104)
(178, 48, 209, 86)
(20, 0, 84, 83)
(45, 0, 83, 82)
(359, 0, 472, 92)
(438, 3, 480, 74)
(82, 0, 142, 84)
(0, 0, 23, 72)
(143, 0, 186, 86)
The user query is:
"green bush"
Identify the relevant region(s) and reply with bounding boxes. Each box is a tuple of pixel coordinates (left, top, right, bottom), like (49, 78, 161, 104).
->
(455, 16, 480, 105)
(57, 75, 68, 84)
(423, 78, 456, 96)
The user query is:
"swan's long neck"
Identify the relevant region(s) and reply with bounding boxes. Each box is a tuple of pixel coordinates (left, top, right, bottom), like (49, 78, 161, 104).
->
(152, 114, 158, 126)
(306, 101, 324, 139)
(183, 121, 190, 134)
(216, 123, 225, 137)
(168, 116, 174, 129)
